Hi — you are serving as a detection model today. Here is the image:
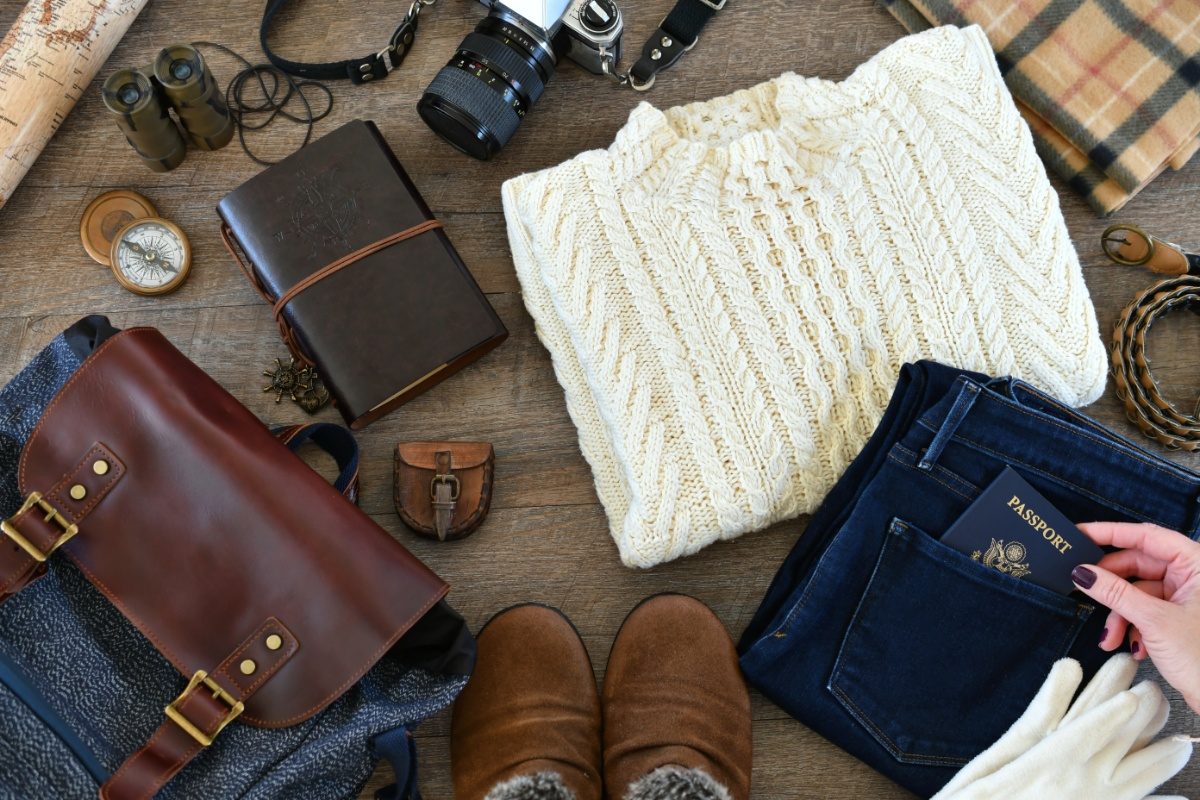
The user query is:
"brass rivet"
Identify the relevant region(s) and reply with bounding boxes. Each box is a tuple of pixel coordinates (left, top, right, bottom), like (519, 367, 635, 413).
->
(359, 63, 371, 73)
(69, 484, 86, 500)
(265, 634, 283, 651)
(92, 459, 109, 476)
(403, 32, 413, 44)
(650, 48, 662, 61)
(240, 659, 257, 675)
(361, 73, 373, 81)
(661, 36, 673, 48)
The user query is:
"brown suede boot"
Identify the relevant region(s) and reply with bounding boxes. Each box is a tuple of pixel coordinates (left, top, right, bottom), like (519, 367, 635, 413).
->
(602, 594, 752, 800)
(452, 604, 603, 800)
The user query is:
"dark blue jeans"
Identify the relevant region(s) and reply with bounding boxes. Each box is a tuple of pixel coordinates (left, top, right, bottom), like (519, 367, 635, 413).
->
(738, 361, 1200, 798)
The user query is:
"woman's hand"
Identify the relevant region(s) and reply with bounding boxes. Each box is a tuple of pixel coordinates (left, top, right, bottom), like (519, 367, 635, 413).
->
(1072, 521, 1200, 714)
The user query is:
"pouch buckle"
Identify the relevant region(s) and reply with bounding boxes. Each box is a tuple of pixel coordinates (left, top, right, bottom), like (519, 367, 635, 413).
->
(164, 670, 245, 747)
(1, 492, 78, 562)
(431, 473, 460, 502)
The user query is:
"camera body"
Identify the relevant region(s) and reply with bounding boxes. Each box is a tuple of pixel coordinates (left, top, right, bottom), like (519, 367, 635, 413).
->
(417, 0, 623, 160)
(480, 0, 623, 74)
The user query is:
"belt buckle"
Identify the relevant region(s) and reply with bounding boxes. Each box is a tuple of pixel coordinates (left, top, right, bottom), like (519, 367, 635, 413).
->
(164, 670, 245, 747)
(430, 473, 461, 502)
(0, 492, 78, 562)
(697, 0, 727, 9)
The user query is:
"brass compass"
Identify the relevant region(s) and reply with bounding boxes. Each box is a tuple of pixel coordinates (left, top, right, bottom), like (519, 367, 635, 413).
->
(109, 216, 192, 296)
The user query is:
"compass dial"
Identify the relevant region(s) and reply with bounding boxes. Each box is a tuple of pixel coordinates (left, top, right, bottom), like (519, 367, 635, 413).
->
(109, 218, 191, 296)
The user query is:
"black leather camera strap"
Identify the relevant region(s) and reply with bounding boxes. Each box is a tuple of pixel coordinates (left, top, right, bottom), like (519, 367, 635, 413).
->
(625, 0, 726, 90)
(260, 0, 435, 85)
(260, 0, 724, 89)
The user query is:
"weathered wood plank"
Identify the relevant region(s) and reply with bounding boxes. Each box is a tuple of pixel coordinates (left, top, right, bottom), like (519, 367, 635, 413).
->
(1, 0, 1199, 797)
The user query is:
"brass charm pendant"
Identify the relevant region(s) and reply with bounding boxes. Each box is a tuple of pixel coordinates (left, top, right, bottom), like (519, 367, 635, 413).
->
(263, 357, 331, 414)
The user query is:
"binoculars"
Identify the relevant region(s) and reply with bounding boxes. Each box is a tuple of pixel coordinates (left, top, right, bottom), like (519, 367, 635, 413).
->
(102, 45, 234, 172)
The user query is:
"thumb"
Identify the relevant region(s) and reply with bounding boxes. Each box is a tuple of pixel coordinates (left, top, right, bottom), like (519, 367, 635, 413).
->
(1073, 564, 1170, 632)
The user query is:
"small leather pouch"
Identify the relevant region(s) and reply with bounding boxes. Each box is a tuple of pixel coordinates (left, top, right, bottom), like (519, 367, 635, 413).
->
(395, 442, 494, 541)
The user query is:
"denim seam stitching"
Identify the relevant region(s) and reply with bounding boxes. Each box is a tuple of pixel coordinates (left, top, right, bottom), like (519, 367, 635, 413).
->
(889, 446, 977, 501)
(828, 520, 971, 766)
(948, 434, 1179, 531)
(920, 394, 1199, 485)
(829, 685, 970, 766)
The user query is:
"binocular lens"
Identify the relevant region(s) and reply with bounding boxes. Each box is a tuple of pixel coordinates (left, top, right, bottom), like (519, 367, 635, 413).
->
(169, 59, 194, 81)
(117, 83, 143, 107)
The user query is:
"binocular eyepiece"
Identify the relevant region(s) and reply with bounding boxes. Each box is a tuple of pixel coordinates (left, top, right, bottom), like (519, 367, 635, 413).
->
(102, 45, 234, 173)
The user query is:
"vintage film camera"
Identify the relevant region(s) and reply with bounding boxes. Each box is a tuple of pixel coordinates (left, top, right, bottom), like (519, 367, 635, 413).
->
(418, 0, 623, 159)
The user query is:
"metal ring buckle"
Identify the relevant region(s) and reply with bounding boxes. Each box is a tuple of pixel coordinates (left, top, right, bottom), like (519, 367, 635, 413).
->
(164, 670, 245, 747)
(1, 492, 78, 563)
(629, 73, 655, 91)
(431, 474, 461, 502)
(697, 0, 727, 9)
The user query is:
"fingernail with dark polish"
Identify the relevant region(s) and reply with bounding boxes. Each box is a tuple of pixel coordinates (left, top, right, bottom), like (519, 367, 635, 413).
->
(1072, 565, 1097, 589)
(1100, 628, 1108, 644)
(1131, 641, 1141, 655)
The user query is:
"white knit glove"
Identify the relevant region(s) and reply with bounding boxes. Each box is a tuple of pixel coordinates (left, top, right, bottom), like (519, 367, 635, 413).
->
(932, 655, 1193, 800)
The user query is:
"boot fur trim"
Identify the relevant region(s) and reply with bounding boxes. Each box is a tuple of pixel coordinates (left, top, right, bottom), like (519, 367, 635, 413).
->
(485, 771, 577, 800)
(624, 766, 733, 800)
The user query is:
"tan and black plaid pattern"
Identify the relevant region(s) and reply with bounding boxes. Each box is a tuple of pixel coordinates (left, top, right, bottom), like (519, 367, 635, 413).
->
(880, 0, 1200, 214)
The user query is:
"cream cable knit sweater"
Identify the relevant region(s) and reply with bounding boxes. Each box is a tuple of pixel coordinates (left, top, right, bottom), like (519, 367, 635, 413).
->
(503, 25, 1106, 568)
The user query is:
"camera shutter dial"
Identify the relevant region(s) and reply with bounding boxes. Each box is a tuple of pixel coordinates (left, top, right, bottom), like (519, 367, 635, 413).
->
(580, 0, 619, 33)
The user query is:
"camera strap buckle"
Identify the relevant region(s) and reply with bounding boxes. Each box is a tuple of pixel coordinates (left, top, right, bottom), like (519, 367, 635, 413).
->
(261, 0, 435, 85)
(619, 0, 727, 92)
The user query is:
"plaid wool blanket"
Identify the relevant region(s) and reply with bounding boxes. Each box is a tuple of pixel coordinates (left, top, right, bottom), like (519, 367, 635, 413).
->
(880, 0, 1200, 214)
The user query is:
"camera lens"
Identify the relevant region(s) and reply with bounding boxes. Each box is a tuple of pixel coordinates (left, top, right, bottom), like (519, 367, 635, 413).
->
(418, 14, 557, 160)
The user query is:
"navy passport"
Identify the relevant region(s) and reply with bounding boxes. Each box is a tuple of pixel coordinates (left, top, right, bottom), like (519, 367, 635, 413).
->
(941, 467, 1103, 594)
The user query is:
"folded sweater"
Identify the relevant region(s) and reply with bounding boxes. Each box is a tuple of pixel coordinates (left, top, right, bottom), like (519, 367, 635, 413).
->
(502, 25, 1107, 568)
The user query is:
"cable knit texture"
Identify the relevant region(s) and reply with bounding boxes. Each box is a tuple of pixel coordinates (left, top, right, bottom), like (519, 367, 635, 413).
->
(502, 25, 1106, 568)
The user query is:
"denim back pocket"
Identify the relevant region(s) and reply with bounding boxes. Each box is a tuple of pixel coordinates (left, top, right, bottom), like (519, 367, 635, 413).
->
(829, 518, 1093, 766)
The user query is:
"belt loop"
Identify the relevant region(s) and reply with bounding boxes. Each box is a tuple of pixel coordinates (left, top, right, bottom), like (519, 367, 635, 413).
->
(918, 380, 982, 471)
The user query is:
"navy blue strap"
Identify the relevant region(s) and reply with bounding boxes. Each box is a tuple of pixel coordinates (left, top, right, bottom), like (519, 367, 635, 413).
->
(273, 422, 361, 504)
(371, 726, 421, 800)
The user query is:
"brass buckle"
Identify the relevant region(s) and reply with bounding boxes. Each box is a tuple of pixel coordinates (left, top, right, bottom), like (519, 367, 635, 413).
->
(430, 473, 460, 502)
(0, 492, 78, 563)
(164, 670, 245, 747)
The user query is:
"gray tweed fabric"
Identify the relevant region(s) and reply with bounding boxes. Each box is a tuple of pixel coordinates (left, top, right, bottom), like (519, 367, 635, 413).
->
(0, 327, 468, 799)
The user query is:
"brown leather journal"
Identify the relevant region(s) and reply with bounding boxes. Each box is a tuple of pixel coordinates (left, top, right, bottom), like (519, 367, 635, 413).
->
(217, 119, 507, 429)
(0, 327, 451, 799)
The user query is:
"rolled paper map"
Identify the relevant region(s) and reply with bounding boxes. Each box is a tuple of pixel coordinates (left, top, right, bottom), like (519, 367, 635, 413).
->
(0, 0, 150, 209)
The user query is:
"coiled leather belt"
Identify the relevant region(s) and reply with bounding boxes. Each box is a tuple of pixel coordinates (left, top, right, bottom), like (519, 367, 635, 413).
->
(1104, 224, 1200, 450)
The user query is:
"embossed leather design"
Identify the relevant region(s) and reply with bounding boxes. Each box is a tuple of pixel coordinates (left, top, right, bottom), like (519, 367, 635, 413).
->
(14, 328, 449, 726)
(217, 119, 508, 429)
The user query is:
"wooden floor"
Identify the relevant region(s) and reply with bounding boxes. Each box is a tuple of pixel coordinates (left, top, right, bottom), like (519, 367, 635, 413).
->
(2, 0, 1199, 797)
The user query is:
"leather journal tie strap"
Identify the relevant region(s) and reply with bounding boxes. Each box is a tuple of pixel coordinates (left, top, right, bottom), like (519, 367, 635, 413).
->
(1111, 275, 1200, 451)
(99, 618, 299, 800)
(222, 218, 443, 366)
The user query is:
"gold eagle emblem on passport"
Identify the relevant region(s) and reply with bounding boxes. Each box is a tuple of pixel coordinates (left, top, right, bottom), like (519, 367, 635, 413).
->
(971, 538, 1032, 580)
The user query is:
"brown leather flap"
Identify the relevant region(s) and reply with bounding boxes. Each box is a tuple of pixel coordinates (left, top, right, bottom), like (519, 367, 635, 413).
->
(396, 442, 493, 471)
(18, 329, 448, 728)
